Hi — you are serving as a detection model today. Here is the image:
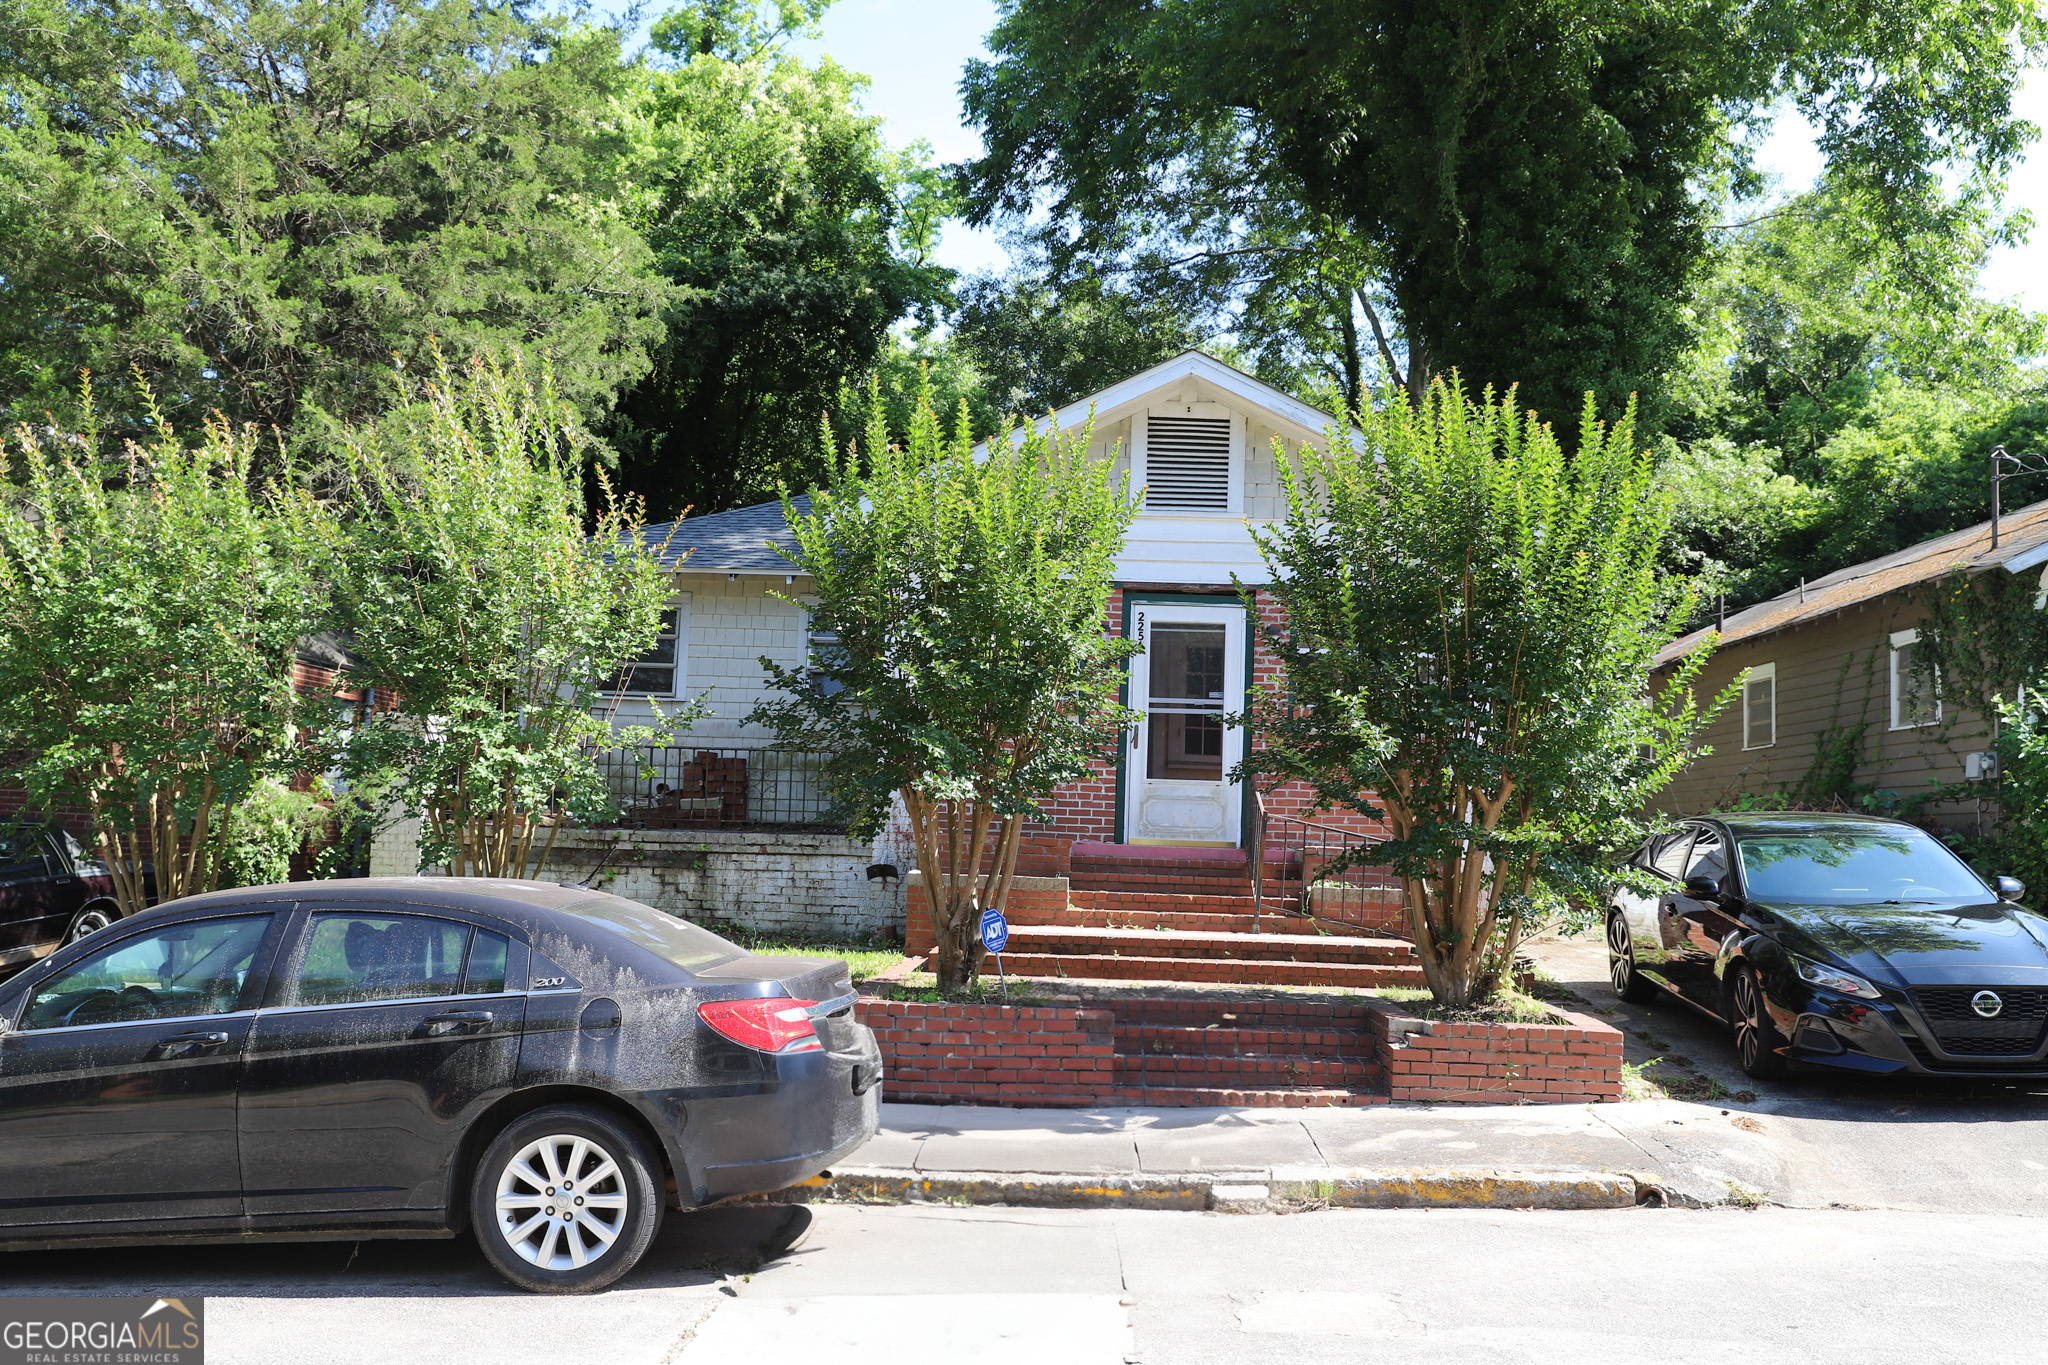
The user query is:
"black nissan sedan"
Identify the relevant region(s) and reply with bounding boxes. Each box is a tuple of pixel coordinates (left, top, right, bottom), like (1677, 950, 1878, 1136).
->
(0, 878, 881, 1292)
(1609, 812, 2048, 1081)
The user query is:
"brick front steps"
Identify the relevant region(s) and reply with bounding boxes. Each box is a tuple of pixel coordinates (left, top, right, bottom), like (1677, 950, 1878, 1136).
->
(857, 991, 1623, 1109)
(995, 954, 1426, 989)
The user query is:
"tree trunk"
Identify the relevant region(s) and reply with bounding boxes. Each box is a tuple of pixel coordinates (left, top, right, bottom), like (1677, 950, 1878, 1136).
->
(903, 786, 1023, 994)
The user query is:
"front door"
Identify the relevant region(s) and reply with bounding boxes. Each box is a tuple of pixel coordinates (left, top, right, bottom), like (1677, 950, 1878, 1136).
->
(0, 910, 282, 1232)
(1124, 602, 1246, 845)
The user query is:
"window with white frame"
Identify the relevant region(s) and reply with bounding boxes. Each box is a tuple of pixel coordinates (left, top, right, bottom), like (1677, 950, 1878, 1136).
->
(804, 608, 846, 697)
(1890, 628, 1939, 729)
(1743, 662, 1776, 750)
(607, 598, 688, 697)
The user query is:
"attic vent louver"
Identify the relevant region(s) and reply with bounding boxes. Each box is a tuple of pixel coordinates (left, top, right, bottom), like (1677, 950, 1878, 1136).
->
(1143, 416, 1232, 510)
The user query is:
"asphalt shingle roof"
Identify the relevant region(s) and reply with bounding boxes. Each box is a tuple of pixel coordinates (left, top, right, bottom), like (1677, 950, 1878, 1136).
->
(1654, 494, 2048, 670)
(639, 496, 806, 574)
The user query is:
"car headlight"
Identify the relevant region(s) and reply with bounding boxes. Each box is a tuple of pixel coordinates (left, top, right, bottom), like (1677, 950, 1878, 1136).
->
(1793, 955, 1882, 1000)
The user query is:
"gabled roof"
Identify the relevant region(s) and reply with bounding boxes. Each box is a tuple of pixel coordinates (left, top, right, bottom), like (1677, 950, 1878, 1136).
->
(640, 495, 808, 575)
(644, 350, 1340, 577)
(977, 349, 1342, 452)
(1654, 494, 2048, 670)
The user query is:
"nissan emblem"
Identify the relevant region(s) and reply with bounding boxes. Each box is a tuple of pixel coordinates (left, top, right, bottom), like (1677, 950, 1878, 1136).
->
(1971, 990, 2004, 1018)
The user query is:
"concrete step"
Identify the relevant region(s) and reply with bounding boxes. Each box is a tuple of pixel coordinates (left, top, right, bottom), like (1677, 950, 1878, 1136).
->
(1113, 1023, 1371, 1059)
(998, 953, 1425, 988)
(1005, 925, 1418, 965)
(1057, 904, 1398, 940)
(1105, 1084, 1387, 1108)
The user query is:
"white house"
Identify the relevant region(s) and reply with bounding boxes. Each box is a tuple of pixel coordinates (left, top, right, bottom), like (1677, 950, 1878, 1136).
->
(597, 350, 1374, 877)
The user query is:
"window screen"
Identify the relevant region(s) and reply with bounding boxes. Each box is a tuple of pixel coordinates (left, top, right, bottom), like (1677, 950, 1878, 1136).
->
(1143, 416, 1232, 510)
(1891, 637, 1938, 728)
(1743, 668, 1775, 749)
(609, 607, 680, 696)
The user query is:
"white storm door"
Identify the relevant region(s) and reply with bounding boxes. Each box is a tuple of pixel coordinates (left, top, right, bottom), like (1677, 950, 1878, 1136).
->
(1124, 603, 1246, 845)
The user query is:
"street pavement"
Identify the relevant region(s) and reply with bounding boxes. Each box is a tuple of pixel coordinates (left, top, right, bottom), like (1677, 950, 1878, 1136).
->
(7, 1203, 2041, 1364)
(4, 924, 2045, 1361)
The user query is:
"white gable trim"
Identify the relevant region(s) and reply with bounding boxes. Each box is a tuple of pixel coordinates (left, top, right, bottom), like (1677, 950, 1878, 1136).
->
(975, 351, 1342, 454)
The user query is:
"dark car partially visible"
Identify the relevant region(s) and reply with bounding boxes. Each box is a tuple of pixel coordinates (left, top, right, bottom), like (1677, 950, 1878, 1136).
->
(0, 877, 882, 1292)
(1609, 812, 2048, 1080)
(0, 825, 124, 975)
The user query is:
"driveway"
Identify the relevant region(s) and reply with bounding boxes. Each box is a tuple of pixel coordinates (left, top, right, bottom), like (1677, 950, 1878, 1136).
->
(1522, 925, 2048, 1210)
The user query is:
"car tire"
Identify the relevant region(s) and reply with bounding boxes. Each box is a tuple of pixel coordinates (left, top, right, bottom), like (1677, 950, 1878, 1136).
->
(62, 904, 118, 945)
(1606, 911, 1660, 1004)
(471, 1105, 664, 1294)
(1730, 964, 1789, 1081)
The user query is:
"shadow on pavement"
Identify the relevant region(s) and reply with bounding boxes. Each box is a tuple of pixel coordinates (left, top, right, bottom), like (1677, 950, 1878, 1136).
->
(0, 1205, 813, 1299)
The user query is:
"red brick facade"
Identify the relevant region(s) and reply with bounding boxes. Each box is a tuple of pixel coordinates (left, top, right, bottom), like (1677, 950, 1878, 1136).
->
(855, 999, 1117, 1106)
(1009, 585, 1388, 879)
(1366, 1004, 1624, 1104)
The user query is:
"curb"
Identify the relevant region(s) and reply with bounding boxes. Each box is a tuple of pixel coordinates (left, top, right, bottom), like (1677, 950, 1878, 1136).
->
(734, 1166, 1640, 1213)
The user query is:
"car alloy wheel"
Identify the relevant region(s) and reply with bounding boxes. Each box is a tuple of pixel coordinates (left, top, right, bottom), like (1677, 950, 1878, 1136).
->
(471, 1104, 663, 1294)
(1731, 966, 1788, 1080)
(495, 1134, 630, 1272)
(1606, 912, 1658, 1004)
(63, 907, 115, 945)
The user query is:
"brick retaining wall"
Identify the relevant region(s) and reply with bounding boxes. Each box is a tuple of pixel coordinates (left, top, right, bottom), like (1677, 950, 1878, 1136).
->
(1365, 1002, 1623, 1104)
(856, 999, 1115, 1106)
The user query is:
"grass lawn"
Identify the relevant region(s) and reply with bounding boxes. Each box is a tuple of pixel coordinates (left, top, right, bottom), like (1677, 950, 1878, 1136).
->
(717, 928, 905, 983)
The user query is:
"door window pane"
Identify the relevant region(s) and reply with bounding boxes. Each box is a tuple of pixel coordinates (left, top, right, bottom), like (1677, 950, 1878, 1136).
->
(23, 915, 271, 1030)
(1643, 830, 1695, 879)
(293, 913, 472, 1006)
(1146, 626, 1227, 781)
(463, 931, 511, 994)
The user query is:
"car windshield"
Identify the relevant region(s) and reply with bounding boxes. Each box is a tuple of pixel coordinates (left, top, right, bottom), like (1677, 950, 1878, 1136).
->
(1734, 831, 1990, 905)
(562, 894, 743, 974)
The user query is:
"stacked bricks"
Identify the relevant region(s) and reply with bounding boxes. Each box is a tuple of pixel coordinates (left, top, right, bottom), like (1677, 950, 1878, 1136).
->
(855, 999, 1115, 1106)
(1365, 1002, 1624, 1104)
(1108, 996, 1386, 1107)
(902, 875, 1071, 957)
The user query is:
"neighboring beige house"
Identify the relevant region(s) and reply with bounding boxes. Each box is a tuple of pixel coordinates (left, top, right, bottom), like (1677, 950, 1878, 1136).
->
(1652, 495, 2048, 822)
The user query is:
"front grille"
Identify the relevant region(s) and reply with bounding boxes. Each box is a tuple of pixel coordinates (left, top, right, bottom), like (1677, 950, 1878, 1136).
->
(1909, 988, 2048, 1059)
(1901, 1036, 2048, 1072)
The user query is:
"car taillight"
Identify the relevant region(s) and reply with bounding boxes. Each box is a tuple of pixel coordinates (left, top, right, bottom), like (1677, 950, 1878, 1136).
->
(698, 998, 823, 1054)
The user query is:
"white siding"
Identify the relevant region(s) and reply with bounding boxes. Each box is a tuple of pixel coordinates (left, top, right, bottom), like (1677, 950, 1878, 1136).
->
(601, 571, 811, 741)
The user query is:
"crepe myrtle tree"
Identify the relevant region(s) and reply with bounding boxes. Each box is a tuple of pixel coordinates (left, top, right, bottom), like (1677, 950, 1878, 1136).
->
(1240, 377, 1723, 1007)
(0, 382, 323, 913)
(751, 383, 1138, 991)
(296, 352, 695, 879)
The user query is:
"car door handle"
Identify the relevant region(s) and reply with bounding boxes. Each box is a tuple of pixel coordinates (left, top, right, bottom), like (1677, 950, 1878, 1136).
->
(424, 1009, 493, 1036)
(159, 1031, 230, 1057)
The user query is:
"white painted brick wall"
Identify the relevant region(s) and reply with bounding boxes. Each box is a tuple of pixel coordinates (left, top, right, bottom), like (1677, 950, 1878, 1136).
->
(532, 826, 907, 941)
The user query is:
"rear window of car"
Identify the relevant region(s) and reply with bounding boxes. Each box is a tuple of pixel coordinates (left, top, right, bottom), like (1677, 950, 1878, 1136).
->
(1734, 830, 1990, 905)
(561, 894, 743, 974)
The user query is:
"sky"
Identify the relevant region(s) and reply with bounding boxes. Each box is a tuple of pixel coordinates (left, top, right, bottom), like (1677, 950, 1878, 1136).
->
(791, 0, 2048, 310)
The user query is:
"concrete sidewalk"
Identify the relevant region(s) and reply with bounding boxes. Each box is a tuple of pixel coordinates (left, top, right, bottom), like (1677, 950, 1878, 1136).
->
(830, 1094, 2048, 1214)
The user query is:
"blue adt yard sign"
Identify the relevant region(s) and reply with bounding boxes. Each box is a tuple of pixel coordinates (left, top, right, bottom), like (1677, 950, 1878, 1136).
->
(978, 907, 1010, 955)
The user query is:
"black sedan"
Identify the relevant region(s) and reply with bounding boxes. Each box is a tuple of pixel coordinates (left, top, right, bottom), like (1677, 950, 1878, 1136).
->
(1609, 812, 2048, 1081)
(0, 824, 126, 973)
(0, 878, 882, 1292)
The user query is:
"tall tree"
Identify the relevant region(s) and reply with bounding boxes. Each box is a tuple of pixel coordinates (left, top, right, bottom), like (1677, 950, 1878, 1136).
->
(1246, 378, 1719, 1006)
(604, 1, 952, 517)
(961, 0, 2043, 431)
(0, 0, 668, 454)
(0, 391, 322, 916)
(751, 382, 1138, 992)
(298, 353, 689, 879)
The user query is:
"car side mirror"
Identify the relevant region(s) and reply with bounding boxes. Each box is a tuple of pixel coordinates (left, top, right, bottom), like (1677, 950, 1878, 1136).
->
(1681, 874, 1721, 901)
(1996, 875, 2025, 903)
